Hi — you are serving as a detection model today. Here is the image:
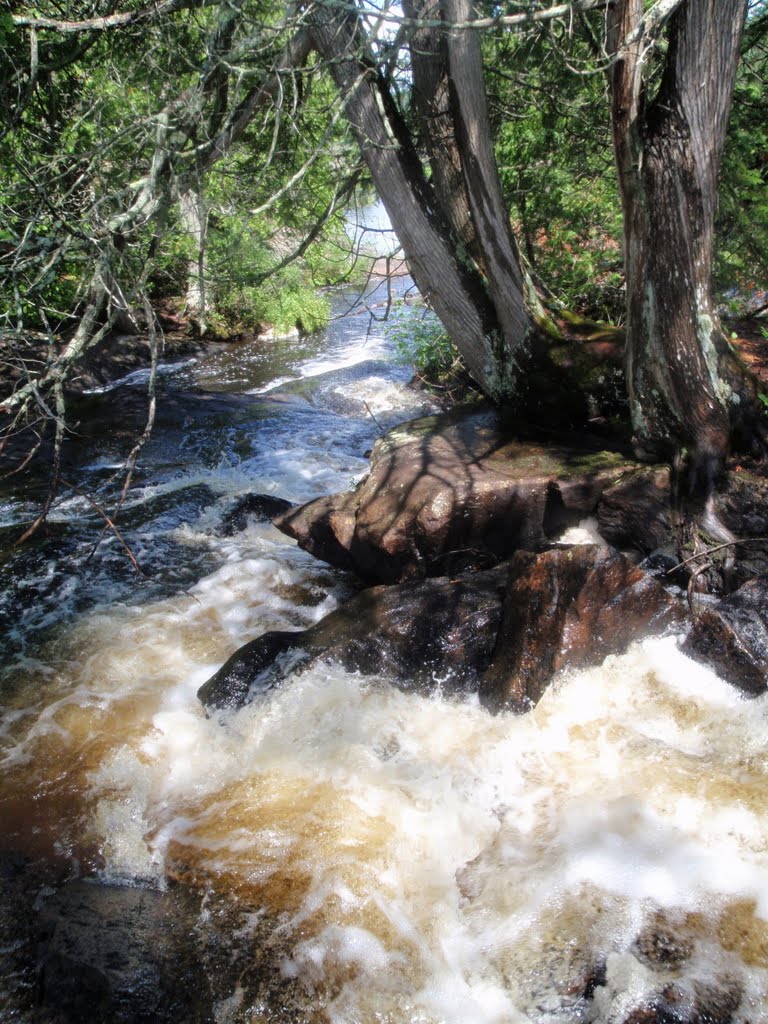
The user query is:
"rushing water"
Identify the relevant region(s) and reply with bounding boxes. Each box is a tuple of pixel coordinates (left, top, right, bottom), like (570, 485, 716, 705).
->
(1, 277, 768, 1023)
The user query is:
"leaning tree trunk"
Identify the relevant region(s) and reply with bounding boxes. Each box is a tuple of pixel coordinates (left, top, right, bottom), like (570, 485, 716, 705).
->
(406, 0, 541, 335)
(608, 0, 749, 487)
(309, 0, 534, 400)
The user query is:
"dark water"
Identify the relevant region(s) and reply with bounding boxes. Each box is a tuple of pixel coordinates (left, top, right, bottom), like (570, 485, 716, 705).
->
(0, 276, 428, 680)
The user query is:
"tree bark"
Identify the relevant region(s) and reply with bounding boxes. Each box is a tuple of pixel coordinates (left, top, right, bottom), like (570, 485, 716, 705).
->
(179, 177, 209, 333)
(608, 0, 750, 484)
(309, 0, 535, 399)
(403, 0, 476, 256)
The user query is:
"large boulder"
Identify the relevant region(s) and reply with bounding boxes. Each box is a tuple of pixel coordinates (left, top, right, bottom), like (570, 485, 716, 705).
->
(479, 546, 684, 713)
(682, 576, 768, 695)
(275, 405, 637, 584)
(198, 566, 509, 710)
(200, 547, 686, 714)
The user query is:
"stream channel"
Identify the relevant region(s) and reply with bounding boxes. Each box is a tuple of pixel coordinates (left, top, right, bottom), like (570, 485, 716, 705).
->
(1, 273, 768, 1023)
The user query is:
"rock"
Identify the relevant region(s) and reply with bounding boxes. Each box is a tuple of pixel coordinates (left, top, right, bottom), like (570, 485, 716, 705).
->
(597, 467, 673, 554)
(275, 405, 637, 584)
(682, 576, 768, 695)
(198, 566, 508, 710)
(200, 548, 685, 715)
(37, 879, 211, 1023)
(621, 978, 741, 1024)
(715, 470, 768, 590)
(479, 546, 683, 713)
(219, 493, 295, 535)
(198, 630, 303, 709)
(632, 911, 695, 971)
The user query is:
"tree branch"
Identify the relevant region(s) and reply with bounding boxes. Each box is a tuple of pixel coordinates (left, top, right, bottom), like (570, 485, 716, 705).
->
(12, 0, 222, 34)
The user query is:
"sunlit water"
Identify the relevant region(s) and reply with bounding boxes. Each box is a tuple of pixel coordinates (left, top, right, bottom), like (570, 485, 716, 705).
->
(1, 278, 768, 1022)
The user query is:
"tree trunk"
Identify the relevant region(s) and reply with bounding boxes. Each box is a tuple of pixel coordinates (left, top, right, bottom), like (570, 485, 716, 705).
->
(309, 0, 535, 400)
(403, 0, 476, 255)
(608, 0, 749, 485)
(179, 177, 208, 334)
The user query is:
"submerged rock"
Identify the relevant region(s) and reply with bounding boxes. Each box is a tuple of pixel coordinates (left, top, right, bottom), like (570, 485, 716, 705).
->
(37, 880, 210, 1023)
(479, 546, 683, 713)
(682, 575, 768, 695)
(620, 977, 741, 1024)
(219, 492, 294, 535)
(275, 405, 637, 584)
(198, 567, 509, 710)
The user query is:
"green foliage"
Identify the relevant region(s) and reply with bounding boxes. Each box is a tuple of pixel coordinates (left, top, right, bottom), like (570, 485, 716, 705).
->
(387, 304, 459, 377)
(487, 22, 625, 322)
(1, 1, 359, 344)
(715, 13, 768, 307)
(217, 278, 331, 335)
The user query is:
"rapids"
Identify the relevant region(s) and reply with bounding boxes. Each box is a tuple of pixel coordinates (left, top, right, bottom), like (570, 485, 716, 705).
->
(1, 277, 768, 1022)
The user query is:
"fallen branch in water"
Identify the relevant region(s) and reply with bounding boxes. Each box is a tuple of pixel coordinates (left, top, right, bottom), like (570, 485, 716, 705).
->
(60, 479, 147, 577)
(666, 537, 762, 575)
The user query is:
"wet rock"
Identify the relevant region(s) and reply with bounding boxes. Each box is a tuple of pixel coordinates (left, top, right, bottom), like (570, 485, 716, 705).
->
(715, 470, 768, 590)
(637, 550, 689, 588)
(718, 469, 768, 538)
(198, 566, 508, 710)
(632, 912, 695, 971)
(198, 630, 303, 709)
(621, 978, 741, 1024)
(120, 483, 217, 533)
(479, 546, 683, 713)
(219, 493, 295, 535)
(682, 576, 768, 695)
(597, 467, 674, 555)
(275, 405, 636, 584)
(37, 879, 210, 1024)
(0, 852, 55, 1020)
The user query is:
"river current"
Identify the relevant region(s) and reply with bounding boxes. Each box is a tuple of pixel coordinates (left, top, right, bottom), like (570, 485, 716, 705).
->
(1, 276, 768, 1022)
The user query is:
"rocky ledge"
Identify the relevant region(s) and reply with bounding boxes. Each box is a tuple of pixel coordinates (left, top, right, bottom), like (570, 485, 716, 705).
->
(199, 405, 768, 713)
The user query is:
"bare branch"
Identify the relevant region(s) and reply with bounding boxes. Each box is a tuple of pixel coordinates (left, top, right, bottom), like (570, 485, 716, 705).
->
(12, 0, 223, 34)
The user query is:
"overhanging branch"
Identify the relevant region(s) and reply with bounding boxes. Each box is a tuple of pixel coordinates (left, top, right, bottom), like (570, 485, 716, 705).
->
(12, 0, 223, 34)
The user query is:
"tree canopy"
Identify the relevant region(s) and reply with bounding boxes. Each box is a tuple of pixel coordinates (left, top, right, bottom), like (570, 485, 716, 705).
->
(1, 0, 767, 487)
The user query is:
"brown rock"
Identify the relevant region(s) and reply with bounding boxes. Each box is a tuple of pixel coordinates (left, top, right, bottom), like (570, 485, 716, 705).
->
(632, 911, 695, 970)
(276, 406, 636, 584)
(198, 566, 508, 710)
(479, 546, 683, 713)
(597, 467, 673, 554)
(682, 576, 768, 696)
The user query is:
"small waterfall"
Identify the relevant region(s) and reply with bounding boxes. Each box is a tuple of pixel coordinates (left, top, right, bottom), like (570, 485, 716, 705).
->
(1, 273, 767, 1022)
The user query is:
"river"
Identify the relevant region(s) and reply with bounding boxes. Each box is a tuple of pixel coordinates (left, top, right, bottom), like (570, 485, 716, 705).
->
(1, 275, 768, 1023)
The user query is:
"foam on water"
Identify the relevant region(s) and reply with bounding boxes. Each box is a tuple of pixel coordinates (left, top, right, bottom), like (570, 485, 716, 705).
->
(2, 276, 768, 1020)
(4, 559, 768, 1021)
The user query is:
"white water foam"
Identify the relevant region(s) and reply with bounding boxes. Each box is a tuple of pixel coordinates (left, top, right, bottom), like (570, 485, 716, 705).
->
(10, 600, 762, 1022)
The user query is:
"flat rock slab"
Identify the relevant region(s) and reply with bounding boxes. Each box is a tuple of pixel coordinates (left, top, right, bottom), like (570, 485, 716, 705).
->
(275, 406, 636, 584)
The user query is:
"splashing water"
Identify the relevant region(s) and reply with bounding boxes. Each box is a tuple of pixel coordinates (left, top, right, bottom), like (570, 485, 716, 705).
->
(1, 279, 767, 1022)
